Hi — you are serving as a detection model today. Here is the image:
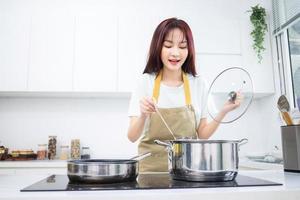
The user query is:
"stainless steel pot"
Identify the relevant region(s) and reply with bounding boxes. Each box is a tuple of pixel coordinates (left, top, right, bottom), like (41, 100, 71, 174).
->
(154, 139, 248, 182)
(67, 152, 151, 184)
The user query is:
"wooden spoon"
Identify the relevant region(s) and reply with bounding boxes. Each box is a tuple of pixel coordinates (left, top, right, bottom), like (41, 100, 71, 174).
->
(277, 95, 293, 125)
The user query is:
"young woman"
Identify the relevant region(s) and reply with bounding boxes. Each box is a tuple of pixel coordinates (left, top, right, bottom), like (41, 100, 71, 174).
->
(127, 18, 240, 172)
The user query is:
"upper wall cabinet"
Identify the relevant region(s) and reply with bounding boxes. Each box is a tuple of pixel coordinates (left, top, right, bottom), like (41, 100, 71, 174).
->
(28, 15, 74, 91)
(118, 15, 158, 92)
(0, 14, 30, 91)
(0, 1, 275, 96)
(240, 18, 275, 95)
(196, 54, 243, 83)
(73, 15, 118, 92)
(194, 17, 274, 97)
(188, 19, 241, 55)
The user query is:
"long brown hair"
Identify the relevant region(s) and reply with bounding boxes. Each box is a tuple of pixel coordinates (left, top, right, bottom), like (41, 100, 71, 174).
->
(143, 18, 197, 76)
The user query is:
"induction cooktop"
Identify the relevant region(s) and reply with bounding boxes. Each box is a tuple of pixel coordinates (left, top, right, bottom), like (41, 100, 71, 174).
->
(21, 174, 282, 192)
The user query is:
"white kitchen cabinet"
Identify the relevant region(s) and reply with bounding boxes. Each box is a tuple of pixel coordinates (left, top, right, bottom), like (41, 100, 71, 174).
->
(188, 18, 242, 55)
(117, 15, 158, 92)
(0, 14, 30, 91)
(196, 18, 274, 98)
(73, 15, 118, 92)
(28, 15, 74, 91)
(196, 54, 243, 85)
(0, 1, 275, 96)
(240, 17, 275, 96)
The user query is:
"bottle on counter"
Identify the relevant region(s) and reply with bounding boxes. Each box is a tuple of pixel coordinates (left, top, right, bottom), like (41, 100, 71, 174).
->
(37, 144, 47, 160)
(71, 139, 80, 159)
(60, 145, 69, 160)
(81, 146, 90, 159)
(48, 136, 57, 160)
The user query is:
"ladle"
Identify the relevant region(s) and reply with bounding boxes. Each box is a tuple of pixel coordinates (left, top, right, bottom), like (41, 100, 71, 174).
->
(152, 97, 176, 139)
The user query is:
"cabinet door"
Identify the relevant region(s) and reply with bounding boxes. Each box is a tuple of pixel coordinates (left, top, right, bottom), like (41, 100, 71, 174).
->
(240, 18, 275, 95)
(0, 14, 30, 91)
(193, 20, 243, 87)
(196, 17, 274, 97)
(188, 18, 241, 55)
(196, 54, 243, 86)
(118, 15, 158, 92)
(73, 15, 118, 92)
(28, 15, 74, 91)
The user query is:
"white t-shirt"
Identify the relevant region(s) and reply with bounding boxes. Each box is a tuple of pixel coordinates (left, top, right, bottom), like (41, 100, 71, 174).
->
(128, 73, 209, 128)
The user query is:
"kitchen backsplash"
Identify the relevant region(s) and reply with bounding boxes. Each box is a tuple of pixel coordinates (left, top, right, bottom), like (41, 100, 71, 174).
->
(0, 95, 282, 158)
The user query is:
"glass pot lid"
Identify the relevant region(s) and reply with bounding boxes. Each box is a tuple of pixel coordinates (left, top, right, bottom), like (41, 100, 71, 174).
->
(206, 67, 254, 123)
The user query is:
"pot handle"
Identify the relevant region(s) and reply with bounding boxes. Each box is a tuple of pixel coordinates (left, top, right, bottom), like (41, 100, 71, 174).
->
(130, 152, 152, 161)
(154, 140, 172, 150)
(238, 138, 248, 147)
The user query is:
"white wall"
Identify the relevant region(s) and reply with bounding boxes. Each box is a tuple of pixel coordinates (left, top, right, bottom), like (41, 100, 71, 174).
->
(0, 97, 138, 158)
(0, 0, 284, 158)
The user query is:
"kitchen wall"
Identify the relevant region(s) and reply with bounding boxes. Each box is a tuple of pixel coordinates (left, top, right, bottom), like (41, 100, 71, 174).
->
(0, 0, 283, 158)
(0, 95, 281, 158)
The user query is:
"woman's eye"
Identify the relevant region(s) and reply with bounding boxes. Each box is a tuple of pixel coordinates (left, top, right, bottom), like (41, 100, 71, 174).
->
(179, 46, 187, 49)
(164, 45, 172, 48)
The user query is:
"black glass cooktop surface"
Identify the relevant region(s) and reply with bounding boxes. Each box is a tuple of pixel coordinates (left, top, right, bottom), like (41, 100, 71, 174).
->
(21, 174, 282, 192)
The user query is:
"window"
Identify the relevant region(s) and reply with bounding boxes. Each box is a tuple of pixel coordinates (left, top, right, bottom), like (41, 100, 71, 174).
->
(287, 21, 300, 109)
(273, 0, 300, 110)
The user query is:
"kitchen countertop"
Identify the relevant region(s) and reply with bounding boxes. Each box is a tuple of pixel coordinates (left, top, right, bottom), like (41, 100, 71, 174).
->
(239, 158, 283, 170)
(1, 170, 300, 200)
(0, 160, 67, 168)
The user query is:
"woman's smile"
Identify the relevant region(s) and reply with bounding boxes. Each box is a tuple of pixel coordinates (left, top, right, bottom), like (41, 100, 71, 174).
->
(168, 58, 181, 65)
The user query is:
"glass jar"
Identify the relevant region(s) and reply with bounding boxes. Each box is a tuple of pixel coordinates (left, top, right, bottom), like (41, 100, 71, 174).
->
(48, 136, 57, 160)
(81, 146, 90, 159)
(71, 139, 80, 159)
(60, 145, 69, 160)
(37, 144, 47, 160)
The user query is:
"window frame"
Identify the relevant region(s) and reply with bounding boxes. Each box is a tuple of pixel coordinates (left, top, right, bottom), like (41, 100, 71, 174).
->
(276, 21, 300, 110)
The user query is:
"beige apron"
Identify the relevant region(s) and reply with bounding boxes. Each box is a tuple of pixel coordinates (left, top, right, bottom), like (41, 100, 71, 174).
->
(138, 71, 198, 172)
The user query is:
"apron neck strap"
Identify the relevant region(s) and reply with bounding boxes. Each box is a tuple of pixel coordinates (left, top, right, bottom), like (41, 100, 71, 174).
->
(152, 70, 192, 106)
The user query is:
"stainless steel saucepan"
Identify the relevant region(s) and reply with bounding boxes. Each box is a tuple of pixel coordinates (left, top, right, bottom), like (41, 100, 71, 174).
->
(67, 152, 151, 184)
(154, 139, 248, 182)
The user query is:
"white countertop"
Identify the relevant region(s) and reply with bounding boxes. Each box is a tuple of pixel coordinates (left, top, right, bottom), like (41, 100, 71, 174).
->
(1, 170, 300, 200)
(239, 158, 283, 170)
(0, 160, 67, 168)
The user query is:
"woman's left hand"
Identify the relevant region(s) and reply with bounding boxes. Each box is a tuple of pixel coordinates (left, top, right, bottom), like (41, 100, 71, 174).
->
(221, 91, 243, 114)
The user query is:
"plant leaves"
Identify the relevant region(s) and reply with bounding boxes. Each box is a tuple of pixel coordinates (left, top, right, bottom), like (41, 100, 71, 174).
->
(249, 4, 267, 63)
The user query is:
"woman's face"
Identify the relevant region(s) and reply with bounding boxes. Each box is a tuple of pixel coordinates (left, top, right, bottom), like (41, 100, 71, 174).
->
(161, 28, 188, 73)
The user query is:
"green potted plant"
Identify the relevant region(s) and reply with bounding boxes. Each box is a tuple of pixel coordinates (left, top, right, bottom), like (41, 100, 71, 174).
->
(249, 4, 268, 63)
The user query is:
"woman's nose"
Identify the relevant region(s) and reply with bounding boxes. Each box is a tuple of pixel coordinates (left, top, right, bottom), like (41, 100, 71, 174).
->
(170, 47, 180, 56)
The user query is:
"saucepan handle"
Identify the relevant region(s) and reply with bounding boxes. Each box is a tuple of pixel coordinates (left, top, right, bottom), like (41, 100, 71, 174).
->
(154, 139, 172, 151)
(130, 152, 152, 161)
(238, 138, 248, 148)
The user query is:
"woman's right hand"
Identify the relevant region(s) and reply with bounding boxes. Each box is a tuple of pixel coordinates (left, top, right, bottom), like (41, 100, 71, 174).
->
(140, 97, 156, 118)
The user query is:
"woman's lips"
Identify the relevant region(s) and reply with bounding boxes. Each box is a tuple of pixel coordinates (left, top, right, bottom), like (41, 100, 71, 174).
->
(168, 59, 180, 65)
